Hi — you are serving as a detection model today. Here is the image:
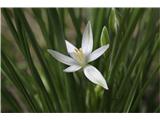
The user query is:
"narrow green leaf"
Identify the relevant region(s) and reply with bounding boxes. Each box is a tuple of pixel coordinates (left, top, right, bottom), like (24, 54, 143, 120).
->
(2, 87, 23, 112)
(14, 9, 62, 112)
(13, 9, 55, 112)
(93, 8, 106, 48)
(1, 50, 41, 112)
(68, 8, 82, 47)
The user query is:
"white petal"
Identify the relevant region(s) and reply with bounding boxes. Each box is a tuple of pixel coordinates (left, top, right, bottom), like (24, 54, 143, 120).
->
(83, 65, 108, 90)
(47, 49, 77, 66)
(65, 40, 77, 57)
(81, 21, 93, 55)
(64, 65, 81, 72)
(88, 44, 109, 62)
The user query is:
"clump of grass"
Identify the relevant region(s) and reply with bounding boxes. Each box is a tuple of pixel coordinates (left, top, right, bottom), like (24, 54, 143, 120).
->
(1, 8, 160, 112)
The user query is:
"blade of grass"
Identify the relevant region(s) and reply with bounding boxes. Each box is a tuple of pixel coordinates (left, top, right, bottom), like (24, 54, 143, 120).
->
(68, 8, 82, 47)
(116, 9, 158, 97)
(122, 60, 143, 112)
(2, 9, 24, 53)
(131, 65, 160, 112)
(32, 9, 50, 47)
(1, 88, 22, 112)
(102, 9, 144, 112)
(1, 50, 41, 112)
(48, 8, 72, 112)
(108, 9, 145, 85)
(13, 9, 55, 112)
(93, 8, 106, 48)
(15, 9, 62, 112)
(112, 9, 159, 112)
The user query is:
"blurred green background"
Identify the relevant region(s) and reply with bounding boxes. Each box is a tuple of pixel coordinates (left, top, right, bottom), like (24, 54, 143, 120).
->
(1, 8, 160, 113)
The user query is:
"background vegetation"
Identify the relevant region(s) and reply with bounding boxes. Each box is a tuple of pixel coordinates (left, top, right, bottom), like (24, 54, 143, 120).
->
(1, 8, 160, 112)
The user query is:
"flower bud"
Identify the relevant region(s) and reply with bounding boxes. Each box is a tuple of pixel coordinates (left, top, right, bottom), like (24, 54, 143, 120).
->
(109, 8, 119, 34)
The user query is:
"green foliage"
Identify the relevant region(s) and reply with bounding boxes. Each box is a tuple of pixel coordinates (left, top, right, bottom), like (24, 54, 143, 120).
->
(1, 8, 160, 112)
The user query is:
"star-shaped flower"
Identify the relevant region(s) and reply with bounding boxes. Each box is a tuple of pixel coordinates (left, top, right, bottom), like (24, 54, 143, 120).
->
(48, 21, 109, 90)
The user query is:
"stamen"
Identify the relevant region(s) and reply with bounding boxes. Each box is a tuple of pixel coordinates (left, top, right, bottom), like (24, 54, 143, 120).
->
(74, 48, 79, 53)
(73, 48, 86, 66)
(79, 48, 83, 53)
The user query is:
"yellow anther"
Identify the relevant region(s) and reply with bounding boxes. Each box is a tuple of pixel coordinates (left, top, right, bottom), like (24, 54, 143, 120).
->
(73, 48, 86, 66)
(79, 48, 83, 52)
(74, 48, 79, 53)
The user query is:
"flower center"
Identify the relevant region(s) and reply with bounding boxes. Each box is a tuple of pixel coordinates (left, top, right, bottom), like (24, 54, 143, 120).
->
(73, 48, 86, 66)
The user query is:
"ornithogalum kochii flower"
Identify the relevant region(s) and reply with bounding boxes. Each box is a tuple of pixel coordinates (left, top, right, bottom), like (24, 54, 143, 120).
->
(48, 21, 109, 90)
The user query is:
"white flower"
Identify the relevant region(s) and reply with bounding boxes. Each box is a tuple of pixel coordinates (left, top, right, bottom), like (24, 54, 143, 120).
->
(48, 21, 109, 90)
